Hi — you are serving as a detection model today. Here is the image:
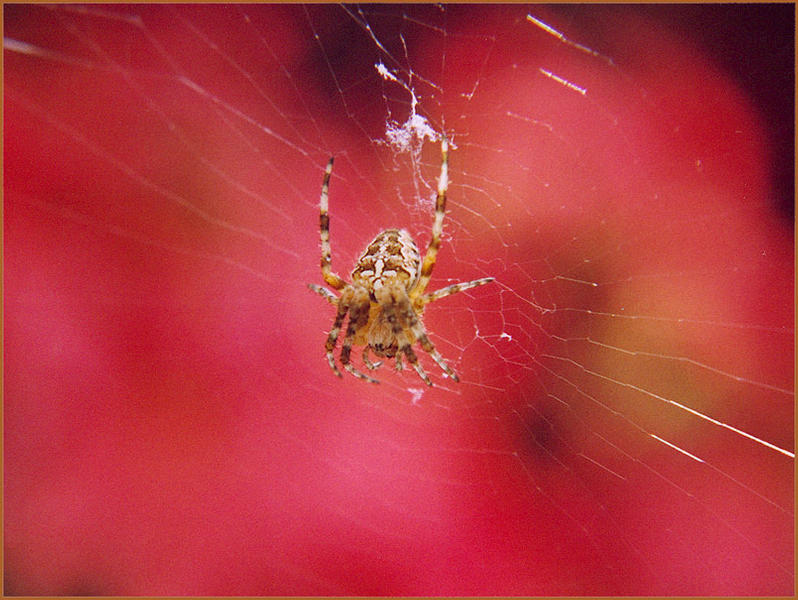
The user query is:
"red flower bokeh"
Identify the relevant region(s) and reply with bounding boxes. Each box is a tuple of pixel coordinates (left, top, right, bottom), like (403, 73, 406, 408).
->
(5, 4, 793, 595)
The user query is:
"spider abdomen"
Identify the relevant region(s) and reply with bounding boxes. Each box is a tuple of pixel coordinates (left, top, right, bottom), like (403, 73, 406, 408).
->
(351, 228, 420, 291)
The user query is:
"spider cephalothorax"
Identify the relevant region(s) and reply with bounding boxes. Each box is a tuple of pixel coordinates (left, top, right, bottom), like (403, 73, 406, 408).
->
(308, 137, 493, 386)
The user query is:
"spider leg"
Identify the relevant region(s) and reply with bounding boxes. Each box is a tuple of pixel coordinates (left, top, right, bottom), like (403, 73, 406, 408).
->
(324, 287, 353, 378)
(318, 157, 347, 290)
(418, 277, 494, 307)
(308, 283, 339, 306)
(362, 346, 383, 370)
(381, 286, 432, 386)
(402, 344, 431, 386)
(396, 288, 460, 383)
(339, 288, 379, 384)
(413, 136, 449, 297)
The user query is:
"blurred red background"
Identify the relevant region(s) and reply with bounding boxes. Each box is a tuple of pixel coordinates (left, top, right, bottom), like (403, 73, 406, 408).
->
(4, 4, 793, 595)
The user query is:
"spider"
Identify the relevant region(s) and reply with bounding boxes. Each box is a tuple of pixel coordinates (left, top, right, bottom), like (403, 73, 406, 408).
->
(308, 137, 494, 387)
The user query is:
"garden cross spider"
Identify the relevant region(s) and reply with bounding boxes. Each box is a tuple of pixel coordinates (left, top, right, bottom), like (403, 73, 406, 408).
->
(308, 137, 494, 386)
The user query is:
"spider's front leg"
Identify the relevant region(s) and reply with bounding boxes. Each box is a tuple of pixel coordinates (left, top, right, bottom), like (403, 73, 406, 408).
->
(362, 346, 383, 370)
(339, 287, 380, 384)
(379, 286, 432, 386)
(397, 288, 461, 383)
(323, 287, 353, 378)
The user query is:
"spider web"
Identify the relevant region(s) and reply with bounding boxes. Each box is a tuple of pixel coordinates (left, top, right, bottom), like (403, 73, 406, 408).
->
(4, 4, 794, 596)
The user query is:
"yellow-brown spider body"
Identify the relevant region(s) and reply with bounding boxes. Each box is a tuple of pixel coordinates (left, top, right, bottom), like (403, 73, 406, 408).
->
(351, 228, 420, 293)
(350, 228, 420, 352)
(308, 138, 493, 386)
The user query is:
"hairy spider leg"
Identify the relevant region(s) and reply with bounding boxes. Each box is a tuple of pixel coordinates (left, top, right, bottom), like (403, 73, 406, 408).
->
(418, 276, 495, 308)
(379, 286, 433, 386)
(339, 288, 379, 384)
(323, 287, 354, 377)
(308, 283, 338, 306)
(412, 136, 449, 299)
(362, 346, 383, 370)
(395, 287, 460, 382)
(319, 157, 346, 290)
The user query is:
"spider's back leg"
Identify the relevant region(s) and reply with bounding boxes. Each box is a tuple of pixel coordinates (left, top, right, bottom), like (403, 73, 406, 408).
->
(413, 136, 449, 297)
(319, 157, 346, 290)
